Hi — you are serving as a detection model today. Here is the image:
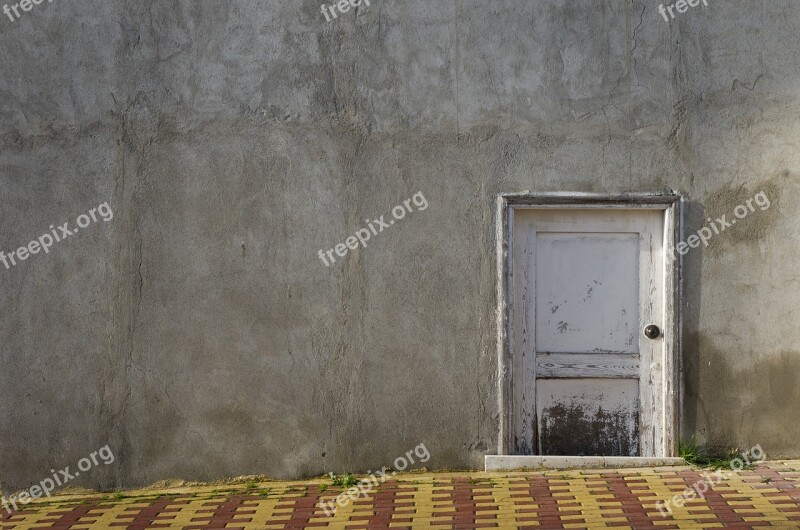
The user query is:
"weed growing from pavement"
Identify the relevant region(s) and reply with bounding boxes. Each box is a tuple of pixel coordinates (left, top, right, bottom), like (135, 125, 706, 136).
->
(327, 472, 360, 488)
(680, 438, 756, 469)
(319, 443, 431, 517)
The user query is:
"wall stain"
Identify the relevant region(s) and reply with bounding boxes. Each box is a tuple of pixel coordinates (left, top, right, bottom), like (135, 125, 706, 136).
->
(540, 402, 638, 456)
(702, 177, 781, 255)
(683, 332, 800, 456)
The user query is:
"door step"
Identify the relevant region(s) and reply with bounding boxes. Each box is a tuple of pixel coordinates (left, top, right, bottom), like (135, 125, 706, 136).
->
(485, 455, 685, 471)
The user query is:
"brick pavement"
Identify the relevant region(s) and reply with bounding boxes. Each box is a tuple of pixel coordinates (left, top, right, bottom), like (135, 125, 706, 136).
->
(3, 460, 800, 529)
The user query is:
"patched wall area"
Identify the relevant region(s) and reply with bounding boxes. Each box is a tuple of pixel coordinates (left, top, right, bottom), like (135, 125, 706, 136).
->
(1, 0, 799, 490)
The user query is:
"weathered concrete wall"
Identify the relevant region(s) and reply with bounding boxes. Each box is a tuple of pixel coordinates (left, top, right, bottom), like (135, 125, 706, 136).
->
(1, 0, 799, 491)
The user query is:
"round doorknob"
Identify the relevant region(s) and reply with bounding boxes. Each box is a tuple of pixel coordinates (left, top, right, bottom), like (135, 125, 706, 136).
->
(644, 325, 661, 339)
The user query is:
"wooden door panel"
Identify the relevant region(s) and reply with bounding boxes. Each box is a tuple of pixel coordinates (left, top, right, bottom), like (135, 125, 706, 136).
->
(535, 353, 639, 378)
(536, 378, 640, 456)
(534, 233, 639, 354)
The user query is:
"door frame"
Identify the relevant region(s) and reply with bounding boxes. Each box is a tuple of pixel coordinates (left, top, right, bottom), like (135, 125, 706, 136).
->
(495, 191, 682, 458)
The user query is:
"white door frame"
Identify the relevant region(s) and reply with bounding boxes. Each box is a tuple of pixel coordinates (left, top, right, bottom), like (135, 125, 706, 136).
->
(494, 192, 682, 460)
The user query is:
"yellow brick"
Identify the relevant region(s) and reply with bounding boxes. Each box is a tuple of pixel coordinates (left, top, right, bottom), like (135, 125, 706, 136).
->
(742, 516, 794, 521)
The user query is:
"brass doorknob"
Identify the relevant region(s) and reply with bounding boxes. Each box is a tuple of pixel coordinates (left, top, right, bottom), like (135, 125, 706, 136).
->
(644, 325, 661, 339)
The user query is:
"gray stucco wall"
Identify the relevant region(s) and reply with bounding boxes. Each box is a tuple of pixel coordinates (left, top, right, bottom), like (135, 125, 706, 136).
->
(1, 0, 798, 491)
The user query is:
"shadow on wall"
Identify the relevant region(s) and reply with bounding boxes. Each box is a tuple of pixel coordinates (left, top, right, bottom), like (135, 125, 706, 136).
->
(681, 197, 704, 448)
(681, 178, 799, 455)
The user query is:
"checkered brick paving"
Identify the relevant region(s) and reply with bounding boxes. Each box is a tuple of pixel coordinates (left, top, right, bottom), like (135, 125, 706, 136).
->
(4, 461, 800, 529)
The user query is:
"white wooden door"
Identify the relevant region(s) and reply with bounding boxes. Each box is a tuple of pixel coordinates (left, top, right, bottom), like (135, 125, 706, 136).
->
(512, 208, 665, 457)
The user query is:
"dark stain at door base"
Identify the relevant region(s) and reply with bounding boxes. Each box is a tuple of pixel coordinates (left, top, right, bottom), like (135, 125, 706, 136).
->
(539, 402, 638, 456)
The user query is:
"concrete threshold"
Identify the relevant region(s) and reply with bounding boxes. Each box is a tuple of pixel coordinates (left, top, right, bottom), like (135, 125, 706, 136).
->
(485, 455, 685, 471)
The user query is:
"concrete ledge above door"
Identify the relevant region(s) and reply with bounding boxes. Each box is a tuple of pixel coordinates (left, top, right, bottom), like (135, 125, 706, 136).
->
(484, 455, 685, 471)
